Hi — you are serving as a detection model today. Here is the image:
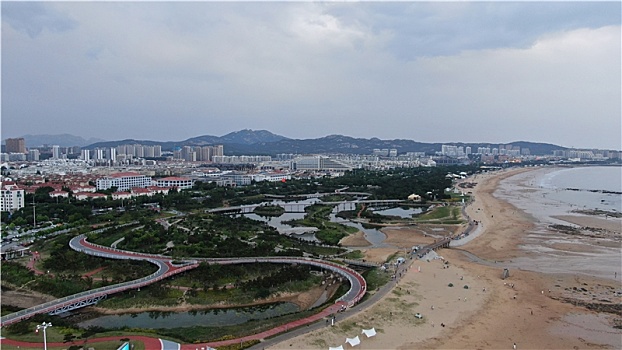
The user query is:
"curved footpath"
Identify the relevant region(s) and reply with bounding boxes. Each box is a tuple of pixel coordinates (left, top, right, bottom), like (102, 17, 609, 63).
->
(1, 234, 366, 350)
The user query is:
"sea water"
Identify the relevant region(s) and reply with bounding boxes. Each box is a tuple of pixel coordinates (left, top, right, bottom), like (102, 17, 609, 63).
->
(539, 166, 622, 212)
(495, 165, 621, 280)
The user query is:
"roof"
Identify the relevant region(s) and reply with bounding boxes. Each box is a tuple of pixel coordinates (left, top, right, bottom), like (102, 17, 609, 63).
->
(109, 172, 144, 178)
(157, 176, 192, 181)
(75, 192, 106, 197)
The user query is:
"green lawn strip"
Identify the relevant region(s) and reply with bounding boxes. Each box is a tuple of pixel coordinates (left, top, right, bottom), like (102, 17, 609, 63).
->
(0, 340, 144, 350)
(96, 286, 185, 309)
(343, 250, 364, 259)
(414, 205, 451, 221)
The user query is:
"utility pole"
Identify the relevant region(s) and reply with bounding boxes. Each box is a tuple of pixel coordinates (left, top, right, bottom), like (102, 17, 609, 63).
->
(33, 195, 36, 227)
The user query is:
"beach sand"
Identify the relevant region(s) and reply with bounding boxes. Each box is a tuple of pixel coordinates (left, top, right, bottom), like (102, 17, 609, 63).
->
(268, 167, 622, 349)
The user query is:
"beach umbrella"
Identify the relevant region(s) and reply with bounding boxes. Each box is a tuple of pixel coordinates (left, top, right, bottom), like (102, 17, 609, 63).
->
(362, 328, 377, 338)
(346, 336, 361, 347)
(329, 346, 344, 350)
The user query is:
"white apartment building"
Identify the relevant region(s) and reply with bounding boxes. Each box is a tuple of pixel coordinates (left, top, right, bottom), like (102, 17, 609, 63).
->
(96, 172, 153, 191)
(81, 149, 91, 161)
(155, 176, 194, 190)
(290, 156, 352, 171)
(1, 182, 25, 212)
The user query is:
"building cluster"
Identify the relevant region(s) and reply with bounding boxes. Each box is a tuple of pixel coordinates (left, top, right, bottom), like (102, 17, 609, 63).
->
(2, 136, 621, 213)
(439, 144, 527, 158)
(552, 149, 619, 161)
(0, 170, 197, 212)
(372, 149, 398, 157)
(82, 144, 163, 165)
(173, 145, 224, 162)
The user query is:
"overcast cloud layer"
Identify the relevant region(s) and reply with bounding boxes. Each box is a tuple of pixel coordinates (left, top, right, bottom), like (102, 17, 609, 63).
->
(2, 2, 620, 149)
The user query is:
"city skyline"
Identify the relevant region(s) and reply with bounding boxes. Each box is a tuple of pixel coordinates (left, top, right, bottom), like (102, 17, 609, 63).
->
(2, 2, 620, 149)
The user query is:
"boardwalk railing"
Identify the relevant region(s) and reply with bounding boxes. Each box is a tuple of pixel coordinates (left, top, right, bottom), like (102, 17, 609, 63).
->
(1, 234, 367, 327)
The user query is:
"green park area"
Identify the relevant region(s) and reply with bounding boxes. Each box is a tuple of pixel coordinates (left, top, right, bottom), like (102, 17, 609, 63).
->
(1, 165, 478, 345)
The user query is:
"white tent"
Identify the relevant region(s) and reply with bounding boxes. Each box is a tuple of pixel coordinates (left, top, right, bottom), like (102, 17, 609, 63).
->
(346, 336, 361, 347)
(362, 328, 377, 338)
(329, 346, 344, 350)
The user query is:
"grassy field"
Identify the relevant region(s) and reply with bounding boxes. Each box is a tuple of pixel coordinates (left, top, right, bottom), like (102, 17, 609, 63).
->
(414, 205, 464, 224)
(0, 341, 145, 350)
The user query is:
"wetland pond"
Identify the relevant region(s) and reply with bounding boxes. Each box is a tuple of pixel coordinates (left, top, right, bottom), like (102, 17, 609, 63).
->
(78, 303, 299, 329)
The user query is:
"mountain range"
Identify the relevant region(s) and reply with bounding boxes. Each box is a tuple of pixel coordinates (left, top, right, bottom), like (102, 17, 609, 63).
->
(14, 129, 566, 156)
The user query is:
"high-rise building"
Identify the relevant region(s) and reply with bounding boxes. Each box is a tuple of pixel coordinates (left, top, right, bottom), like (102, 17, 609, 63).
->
(214, 145, 224, 157)
(93, 148, 105, 160)
(52, 145, 61, 159)
(5, 138, 26, 153)
(28, 149, 40, 161)
(106, 148, 117, 161)
(81, 149, 91, 160)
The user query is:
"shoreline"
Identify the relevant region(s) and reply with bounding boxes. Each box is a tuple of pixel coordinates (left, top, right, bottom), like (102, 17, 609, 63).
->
(267, 166, 622, 349)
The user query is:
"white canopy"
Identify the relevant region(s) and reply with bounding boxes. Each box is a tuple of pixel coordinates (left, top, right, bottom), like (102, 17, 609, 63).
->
(362, 328, 377, 338)
(329, 346, 344, 350)
(346, 336, 361, 347)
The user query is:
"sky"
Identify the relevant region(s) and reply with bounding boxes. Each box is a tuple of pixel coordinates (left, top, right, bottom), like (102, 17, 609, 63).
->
(2, 1, 621, 150)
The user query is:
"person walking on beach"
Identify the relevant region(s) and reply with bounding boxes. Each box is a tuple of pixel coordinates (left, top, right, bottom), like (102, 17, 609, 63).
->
(513, 342, 517, 349)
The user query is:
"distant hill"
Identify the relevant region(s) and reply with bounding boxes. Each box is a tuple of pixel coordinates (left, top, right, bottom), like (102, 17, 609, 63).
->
(222, 136, 564, 156)
(79, 129, 566, 156)
(185, 129, 288, 146)
(16, 134, 106, 148)
(87, 129, 288, 150)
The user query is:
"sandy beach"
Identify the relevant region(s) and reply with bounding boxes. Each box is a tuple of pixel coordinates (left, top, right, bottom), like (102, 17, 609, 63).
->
(268, 166, 622, 350)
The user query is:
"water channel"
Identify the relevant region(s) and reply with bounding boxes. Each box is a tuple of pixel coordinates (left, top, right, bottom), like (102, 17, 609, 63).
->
(80, 199, 424, 330)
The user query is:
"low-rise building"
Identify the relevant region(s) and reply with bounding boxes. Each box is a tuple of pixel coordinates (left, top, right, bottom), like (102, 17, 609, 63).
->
(96, 172, 152, 191)
(155, 176, 194, 190)
(49, 190, 69, 198)
(74, 192, 107, 201)
(111, 192, 133, 200)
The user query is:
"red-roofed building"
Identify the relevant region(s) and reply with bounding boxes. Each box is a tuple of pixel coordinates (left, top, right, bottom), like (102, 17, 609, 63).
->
(155, 176, 194, 190)
(49, 190, 69, 198)
(131, 187, 154, 197)
(147, 186, 170, 195)
(70, 185, 96, 193)
(111, 192, 133, 200)
(74, 192, 107, 201)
